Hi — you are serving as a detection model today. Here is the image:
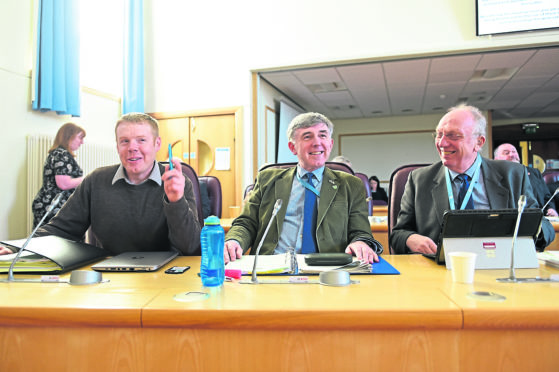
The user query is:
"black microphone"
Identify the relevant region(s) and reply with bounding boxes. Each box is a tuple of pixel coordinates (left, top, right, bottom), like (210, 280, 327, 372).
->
(497, 195, 526, 283)
(251, 199, 283, 283)
(5, 193, 64, 282)
(541, 187, 559, 213)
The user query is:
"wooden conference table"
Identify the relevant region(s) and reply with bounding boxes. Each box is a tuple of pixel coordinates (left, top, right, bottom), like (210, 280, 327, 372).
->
(1, 255, 558, 372)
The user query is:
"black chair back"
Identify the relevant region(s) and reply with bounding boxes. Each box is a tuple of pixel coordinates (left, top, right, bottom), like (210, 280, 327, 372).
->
(199, 176, 223, 218)
(161, 161, 204, 226)
(388, 164, 429, 254)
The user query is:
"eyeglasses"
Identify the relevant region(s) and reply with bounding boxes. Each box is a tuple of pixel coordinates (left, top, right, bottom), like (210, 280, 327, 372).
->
(432, 132, 473, 141)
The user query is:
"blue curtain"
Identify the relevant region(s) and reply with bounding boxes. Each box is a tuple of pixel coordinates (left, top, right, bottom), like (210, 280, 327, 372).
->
(123, 0, 144, 114)
(32, 0, 81, 117)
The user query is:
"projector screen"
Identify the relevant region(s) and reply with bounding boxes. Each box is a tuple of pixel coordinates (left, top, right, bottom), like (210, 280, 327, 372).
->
(476, 0, 559, 35)
(277, 101, 302, 163)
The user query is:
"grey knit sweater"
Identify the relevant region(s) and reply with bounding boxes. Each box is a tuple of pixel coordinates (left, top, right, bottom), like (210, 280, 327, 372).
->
(38, 163, 201, 255)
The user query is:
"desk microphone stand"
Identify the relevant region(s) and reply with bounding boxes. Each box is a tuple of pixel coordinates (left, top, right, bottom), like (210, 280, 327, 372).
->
(2, 193, 63, 283)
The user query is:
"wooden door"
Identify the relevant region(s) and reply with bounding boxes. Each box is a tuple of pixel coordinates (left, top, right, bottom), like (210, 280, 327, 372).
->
(153, 111, 240, 218)
(190, 114, 236, 218)
(156, 118, 189, 163)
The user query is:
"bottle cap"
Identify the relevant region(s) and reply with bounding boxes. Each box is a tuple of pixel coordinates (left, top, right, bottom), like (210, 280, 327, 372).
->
(204, 215, 220, 225)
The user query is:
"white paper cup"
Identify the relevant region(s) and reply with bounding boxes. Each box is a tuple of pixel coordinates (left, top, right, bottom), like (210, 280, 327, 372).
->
(449, 252, 477, 284)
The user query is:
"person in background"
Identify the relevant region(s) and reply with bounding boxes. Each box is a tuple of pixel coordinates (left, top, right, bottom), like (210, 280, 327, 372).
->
(390, 104, 554, 254)
(224, 112, 383, 264)
(2, 113, 201, 256)
(494, 143, 558, 217)
(369, 175, 388, 203)
(331, 155, 353, 169)
(31, 123, 86, 227)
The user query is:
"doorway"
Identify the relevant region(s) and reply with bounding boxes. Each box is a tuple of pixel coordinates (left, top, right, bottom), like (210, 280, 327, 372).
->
(151, 107, 243, 218)
(493, 123, 559, 172)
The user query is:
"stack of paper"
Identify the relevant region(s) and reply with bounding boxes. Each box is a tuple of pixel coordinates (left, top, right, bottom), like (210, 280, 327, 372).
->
(0, 251, 61, 273)
(537, 251, 559, 269)
(225, 253, 291, 274)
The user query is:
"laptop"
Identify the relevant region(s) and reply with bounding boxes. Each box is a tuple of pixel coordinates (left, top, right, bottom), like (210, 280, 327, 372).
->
(91, 251, 178, 272)
(429, 208, 543, 270)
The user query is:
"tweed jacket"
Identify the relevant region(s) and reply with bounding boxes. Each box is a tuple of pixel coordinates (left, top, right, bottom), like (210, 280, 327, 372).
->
(226, 167, 382, 255)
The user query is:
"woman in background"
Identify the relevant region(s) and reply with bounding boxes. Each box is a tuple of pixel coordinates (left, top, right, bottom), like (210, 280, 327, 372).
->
(32, 123, 86, 227)
(369, 175, 388, 203)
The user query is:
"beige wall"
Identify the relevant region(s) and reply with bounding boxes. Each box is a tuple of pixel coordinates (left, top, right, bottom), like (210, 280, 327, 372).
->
(0, 1, 120, 240)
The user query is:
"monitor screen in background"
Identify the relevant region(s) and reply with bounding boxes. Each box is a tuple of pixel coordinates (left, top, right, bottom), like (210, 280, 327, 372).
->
(476, 0, 559, 36)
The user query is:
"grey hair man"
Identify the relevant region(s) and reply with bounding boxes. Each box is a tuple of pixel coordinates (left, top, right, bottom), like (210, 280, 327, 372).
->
(224, 112, 383, 264)
(390, 104, 554, 254)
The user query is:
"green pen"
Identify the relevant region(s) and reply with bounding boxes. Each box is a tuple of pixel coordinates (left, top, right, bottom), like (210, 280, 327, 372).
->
(168, 144, 173, 170)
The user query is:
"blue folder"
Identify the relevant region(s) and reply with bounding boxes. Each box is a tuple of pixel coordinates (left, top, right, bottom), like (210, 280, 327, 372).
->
(369, 256, 400, 275)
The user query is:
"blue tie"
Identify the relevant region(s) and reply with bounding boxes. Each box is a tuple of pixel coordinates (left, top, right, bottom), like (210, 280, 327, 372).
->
(301, 173, 318, 253)
(456, 174, 474, 209)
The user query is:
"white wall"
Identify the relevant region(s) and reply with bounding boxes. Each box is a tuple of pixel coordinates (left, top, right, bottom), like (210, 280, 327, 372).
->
(0, 1, 120, 240)
(143, 0, 559, 183)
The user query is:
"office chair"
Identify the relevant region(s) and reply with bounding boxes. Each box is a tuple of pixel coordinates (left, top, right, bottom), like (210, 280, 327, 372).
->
(258, 161, 355, 175)
(199, 176, 223, 218)
(542, 170, 559, 185)
(355, 172, 373, 216)
(388, 164, 430, 254)
(244, 161, 357, 201)
(243, 184, 255, 200)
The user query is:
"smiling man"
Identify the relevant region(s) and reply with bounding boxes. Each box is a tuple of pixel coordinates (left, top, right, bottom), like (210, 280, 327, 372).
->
(224, 112, 382, 264)
(27, 113, 201, 256)
(390, 104, 554, 254)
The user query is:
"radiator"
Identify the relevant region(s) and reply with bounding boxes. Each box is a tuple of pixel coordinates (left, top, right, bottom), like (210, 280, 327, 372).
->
(26, 135, 119, 233)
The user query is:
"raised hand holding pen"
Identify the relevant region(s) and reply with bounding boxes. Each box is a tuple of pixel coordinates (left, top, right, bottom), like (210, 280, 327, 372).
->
(162, 156, 185, 203)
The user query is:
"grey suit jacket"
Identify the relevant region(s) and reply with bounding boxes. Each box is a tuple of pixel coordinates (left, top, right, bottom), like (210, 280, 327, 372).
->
(390, 158, 555, 254)
(226, 167, 382, 255)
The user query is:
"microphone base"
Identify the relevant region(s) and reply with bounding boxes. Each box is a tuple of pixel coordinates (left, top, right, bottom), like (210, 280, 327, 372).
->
(497, 276, 558, 283)
(496, 277, 518, 283)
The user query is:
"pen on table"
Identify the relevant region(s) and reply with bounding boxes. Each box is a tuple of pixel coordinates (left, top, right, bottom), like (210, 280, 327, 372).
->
(168, 144, 174, 170)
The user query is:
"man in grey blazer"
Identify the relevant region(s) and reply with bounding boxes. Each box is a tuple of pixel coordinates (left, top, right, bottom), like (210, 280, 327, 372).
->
(224, 112, 382, 264)
(390, 104, 555, 254)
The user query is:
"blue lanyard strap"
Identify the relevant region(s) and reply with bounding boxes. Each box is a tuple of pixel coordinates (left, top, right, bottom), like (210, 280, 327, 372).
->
(297, 172, 320, 197)
(444, 156, 481, 210)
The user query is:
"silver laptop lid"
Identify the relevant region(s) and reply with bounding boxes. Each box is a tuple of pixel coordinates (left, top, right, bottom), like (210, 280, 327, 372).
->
(91, 251, 178, 272)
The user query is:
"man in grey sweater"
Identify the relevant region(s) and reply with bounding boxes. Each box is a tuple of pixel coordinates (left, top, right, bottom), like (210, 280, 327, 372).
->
(30, 113, 201, 256)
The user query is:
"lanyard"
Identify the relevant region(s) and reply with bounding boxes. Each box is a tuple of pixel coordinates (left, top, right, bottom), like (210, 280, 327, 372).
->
(297, 172, 320, 197)
(444, 156, 481, 210)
